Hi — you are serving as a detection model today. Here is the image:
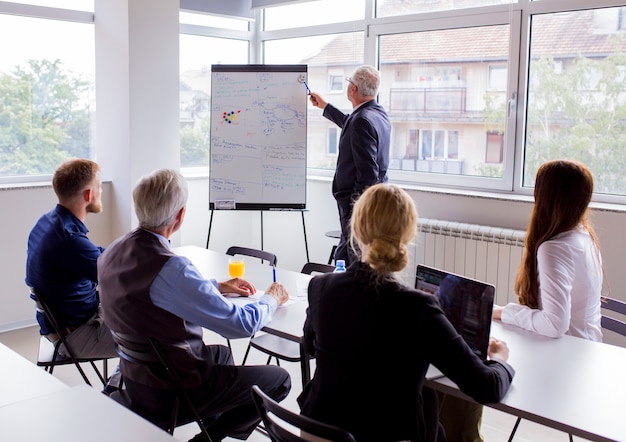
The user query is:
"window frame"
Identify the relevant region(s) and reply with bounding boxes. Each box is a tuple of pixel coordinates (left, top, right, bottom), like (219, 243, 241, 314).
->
(371, 8, 521, 192)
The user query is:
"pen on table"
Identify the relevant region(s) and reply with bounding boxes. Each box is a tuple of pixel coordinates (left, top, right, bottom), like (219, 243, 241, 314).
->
(303, 81, 311, 95)
(272, 266, 277, 283)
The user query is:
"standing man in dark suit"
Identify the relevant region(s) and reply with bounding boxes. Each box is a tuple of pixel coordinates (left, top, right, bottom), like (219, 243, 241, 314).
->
(309, 65, 391, 266)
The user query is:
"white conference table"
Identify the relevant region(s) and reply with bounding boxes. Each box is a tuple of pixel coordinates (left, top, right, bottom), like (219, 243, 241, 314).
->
(426, 321, 626, 442)
(0, 343, 176, 441)
(174, 245, 314, 383)
(0, 342, 68, 408)
(0, 384, 177, 441)
(176, 245, 626, 441)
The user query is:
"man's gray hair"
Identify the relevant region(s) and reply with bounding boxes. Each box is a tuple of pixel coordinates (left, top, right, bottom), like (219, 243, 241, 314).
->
(133, 169, 188, 230)
(350, 65, 381, 97)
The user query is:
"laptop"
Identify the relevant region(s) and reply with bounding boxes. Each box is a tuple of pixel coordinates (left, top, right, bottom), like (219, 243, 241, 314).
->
(415, 264, 495, 361)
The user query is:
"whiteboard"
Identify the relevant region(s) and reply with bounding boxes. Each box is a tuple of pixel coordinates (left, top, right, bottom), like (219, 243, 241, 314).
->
(209, 65, 307, 210)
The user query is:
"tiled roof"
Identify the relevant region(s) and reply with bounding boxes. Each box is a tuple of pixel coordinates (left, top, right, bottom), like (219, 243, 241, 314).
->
(302, 9, 626, 65)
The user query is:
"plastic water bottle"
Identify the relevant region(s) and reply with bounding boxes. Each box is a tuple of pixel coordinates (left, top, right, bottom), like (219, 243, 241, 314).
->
(334, 260, 346, 273)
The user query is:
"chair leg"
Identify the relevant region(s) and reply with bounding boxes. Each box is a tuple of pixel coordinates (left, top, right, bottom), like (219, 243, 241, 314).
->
(73, 361, 93, 386)
(241, 341, 253, 365)
(328, 245, 337, 265)
(508, 417, 522, 442)
(89, 360, 107, 386)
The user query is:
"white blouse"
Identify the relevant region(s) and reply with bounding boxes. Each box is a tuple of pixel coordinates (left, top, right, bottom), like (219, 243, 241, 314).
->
(501, 225, 603, 342)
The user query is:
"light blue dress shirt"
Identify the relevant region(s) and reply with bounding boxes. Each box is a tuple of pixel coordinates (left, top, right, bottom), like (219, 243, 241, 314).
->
(148, 232, 278, 339)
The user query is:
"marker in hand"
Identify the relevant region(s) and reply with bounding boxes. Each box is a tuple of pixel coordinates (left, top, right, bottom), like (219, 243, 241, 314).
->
(272, 266, 277, 283)
(303, 81, 312, 95)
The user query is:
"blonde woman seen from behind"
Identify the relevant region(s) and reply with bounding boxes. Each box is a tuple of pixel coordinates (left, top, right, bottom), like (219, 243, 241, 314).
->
(298, 183, 515, 442)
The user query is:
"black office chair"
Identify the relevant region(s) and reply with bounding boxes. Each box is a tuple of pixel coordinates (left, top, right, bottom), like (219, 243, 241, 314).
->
(31, 289, 110, 387)
(226, 246, 278, 267)
(600, 295, 626, 339)
(300, 262, 336, 275)
(241, 262, 333, 382)
(251, 385, 356, 442)
(109, 331, 212, 441)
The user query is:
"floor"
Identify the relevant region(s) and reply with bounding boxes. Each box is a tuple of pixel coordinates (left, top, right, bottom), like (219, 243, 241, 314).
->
(0, 326, 588, 442)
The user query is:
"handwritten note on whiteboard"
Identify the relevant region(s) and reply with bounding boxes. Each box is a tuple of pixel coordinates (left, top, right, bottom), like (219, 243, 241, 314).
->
(209, 65, 308, 210)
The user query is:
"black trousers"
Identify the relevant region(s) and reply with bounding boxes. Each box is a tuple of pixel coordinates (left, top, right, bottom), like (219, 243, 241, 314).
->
(125, 344, 291, 440)
(335, 196, 358, 266)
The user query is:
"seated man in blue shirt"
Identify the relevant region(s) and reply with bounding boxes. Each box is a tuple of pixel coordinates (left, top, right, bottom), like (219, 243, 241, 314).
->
(98, 168, 291, 442)
(25, 158, 121, 394)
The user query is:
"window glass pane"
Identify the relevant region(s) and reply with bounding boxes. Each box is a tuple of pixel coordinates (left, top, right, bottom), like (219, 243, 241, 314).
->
(0, 13, 94, 179)
(380, 25, 510, 177)
(180, 11, 248, 30)
(328, 127, 338, 155)
(265, 33, 364, 170)
(180, 34, 248, 168)
(377, 0, 513, 18)
(524, 7, 626, 195)
(11, 0, 93, 11)
(486, 132, 503, 163)
(264, 0, 364, 31)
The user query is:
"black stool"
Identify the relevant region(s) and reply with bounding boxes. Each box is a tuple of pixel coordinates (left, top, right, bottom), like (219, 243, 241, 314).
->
(325, 230, 341, 265)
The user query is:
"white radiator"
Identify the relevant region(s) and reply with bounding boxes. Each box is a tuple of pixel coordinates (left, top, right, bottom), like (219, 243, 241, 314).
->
(415, 218, 526, 305)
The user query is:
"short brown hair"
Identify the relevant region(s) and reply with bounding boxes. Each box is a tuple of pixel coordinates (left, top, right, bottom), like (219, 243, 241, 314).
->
(52, 159, 100, 201)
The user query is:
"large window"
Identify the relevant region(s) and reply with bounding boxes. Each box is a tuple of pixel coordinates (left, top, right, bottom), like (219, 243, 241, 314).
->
(179, 34, 248, 169)
(0, 3, 94, 181)
(376, 0, 514, 18)
(264, 33, 364, 170)
(179, 15, 249, 169)
(379, 23, 511, 182)
(524, 7, 626, 196)
(8, 0, 626, 202)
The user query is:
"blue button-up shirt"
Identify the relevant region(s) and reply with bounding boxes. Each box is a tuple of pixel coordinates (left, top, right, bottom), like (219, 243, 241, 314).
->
(26, 204, 103, 334)
(148, 232, 279, 339)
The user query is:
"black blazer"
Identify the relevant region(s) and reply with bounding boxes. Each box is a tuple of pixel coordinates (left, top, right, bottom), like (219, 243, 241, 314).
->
(324, 101, 391, 202)
(298, 262, 514, 442)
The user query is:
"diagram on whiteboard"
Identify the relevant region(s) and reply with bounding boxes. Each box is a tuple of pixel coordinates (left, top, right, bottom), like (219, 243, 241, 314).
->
(209, 65, 307, 210)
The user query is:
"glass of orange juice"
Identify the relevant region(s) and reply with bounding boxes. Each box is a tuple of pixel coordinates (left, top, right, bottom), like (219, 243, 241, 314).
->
(228, 257, 245, 278)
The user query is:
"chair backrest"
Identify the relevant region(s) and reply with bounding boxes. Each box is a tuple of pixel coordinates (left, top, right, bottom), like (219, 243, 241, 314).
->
(251, 385, 356, 442)
(31, 290, 80, 362)
(300, 262, 335, 275)
(601, 296, 626, 338)
(226, 246, 278, 267)
(111, 331, 183, 384)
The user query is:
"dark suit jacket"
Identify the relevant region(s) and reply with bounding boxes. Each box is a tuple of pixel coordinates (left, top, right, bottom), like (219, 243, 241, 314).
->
(324, 100, 391, 202)
(298, 262, 514, 442)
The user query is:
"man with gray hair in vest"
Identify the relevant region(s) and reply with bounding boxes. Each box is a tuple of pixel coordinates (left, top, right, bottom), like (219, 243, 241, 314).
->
(98, 169, 291, 442)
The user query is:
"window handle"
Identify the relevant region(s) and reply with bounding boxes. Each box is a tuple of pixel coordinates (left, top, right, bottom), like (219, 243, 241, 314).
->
(508, 92, 517, 118)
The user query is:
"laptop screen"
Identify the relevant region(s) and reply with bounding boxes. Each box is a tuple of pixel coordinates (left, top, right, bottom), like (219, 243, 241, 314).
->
(415, 265, 495, 360)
